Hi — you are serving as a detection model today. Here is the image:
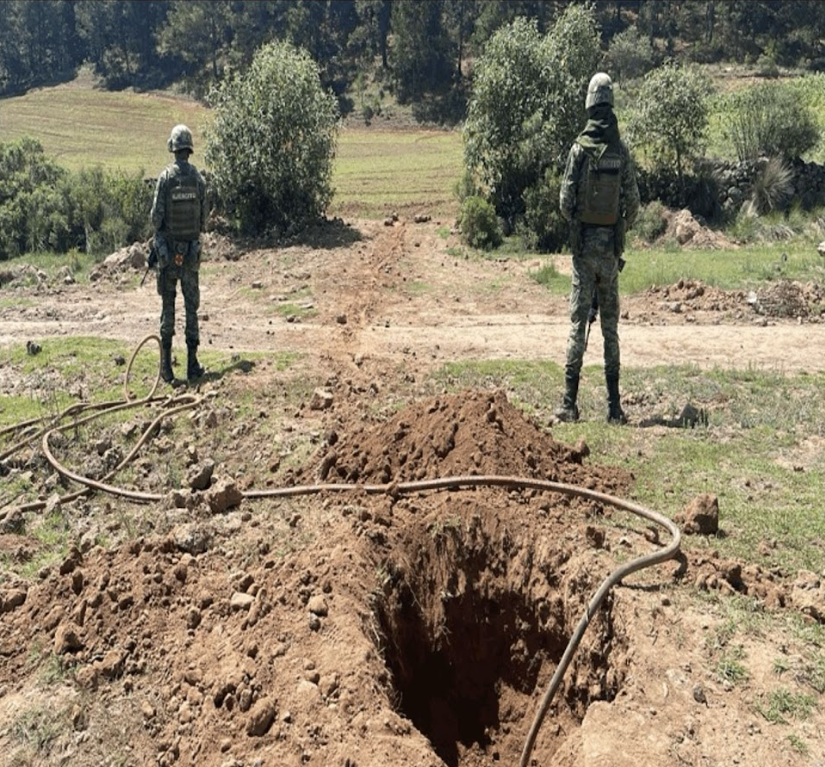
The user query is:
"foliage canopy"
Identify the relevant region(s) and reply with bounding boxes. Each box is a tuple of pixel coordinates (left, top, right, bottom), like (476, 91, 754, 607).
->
(724, 81, 820, 162)
(204, 42, 339, 236)
(463, 5, 601, 239)
(625, 62, 712, 181)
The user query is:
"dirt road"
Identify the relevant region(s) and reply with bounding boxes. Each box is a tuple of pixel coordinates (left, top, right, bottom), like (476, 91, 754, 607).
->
(1, 219, 821, 376)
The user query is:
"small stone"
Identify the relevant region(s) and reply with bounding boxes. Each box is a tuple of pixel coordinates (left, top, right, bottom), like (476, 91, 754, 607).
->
(246, 698, 277, 737)
(54, 622, 84, 654)
(230, 593, 255, 612)
(307, 595, 329, 617)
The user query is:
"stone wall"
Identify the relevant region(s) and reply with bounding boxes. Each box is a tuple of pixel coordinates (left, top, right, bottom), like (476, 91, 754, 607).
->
(714, 157, 825, 214)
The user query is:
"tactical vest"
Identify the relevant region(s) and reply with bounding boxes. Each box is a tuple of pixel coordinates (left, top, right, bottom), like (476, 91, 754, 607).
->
(576, 149, 622, 226)
(165, 170, 201, 241)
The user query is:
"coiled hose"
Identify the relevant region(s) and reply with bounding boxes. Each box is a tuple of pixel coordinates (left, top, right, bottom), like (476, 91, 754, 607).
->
(1, 335, 682, 764)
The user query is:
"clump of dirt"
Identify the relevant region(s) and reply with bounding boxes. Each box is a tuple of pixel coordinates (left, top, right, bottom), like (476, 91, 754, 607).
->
(663, 209, 738, 249)
(292, 389, 630, 497)
(641, 278, 745, 314)
(750, 279, 825, 319)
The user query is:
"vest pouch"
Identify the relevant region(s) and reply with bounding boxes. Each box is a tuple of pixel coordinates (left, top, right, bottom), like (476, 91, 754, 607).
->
(166, 174, 201, 241)
(577, 152, 622, 226)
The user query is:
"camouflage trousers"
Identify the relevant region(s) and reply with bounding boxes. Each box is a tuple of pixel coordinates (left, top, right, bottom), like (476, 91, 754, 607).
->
(156, 239, 200, 346)
(564, 225, 621, 379)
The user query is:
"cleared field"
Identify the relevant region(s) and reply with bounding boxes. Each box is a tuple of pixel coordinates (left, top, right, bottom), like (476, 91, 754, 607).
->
(0, 75, 463, 219)
(0, 76, 210, 174)
(332, 127, 462, 218)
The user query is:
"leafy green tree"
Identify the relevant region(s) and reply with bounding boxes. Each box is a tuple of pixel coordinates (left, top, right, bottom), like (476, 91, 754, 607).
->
(625, 62, 712, 183)
(724, 81, 820, 162)
(463, 6, 601, 232)
(204, 41, 339, 235)
(604, 25, 656, 81)
(284, 0, 359, 101)
(390, 1, 453, 103)
(155, 0, 231, 94)
(354, 0, 392, 69)
(74, 1, 162, 87)
(0, 137, 68, 260)
(0, 1, 84, 94)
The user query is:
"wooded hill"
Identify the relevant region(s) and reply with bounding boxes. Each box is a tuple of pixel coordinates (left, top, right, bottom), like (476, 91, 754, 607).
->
(2, 1, 825, 122)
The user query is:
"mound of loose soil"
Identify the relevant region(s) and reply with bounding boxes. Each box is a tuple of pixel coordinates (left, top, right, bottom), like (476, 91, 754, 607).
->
(663, 209, 738, 249)
(641, 278, 745, 314)
(292, 390, 629, 495)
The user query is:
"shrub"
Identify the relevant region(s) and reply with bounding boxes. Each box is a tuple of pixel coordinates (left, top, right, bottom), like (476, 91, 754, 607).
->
(205, 41, 339, 236)
(0, 137, 68, 260)
(746, 157, 794, 215)
(521, 168, 567, 253)
(633, 201, 669, 243)
(66, 166, 153, 255)
(0, 137, 152, 260)
(625, 62, 712, 183)
(724, 81, 820, 162)
(458, 196, 502, 250)
(604, 26, 657, 82)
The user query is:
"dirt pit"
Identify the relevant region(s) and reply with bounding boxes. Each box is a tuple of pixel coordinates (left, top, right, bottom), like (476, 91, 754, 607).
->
(1, 390, 666, 767)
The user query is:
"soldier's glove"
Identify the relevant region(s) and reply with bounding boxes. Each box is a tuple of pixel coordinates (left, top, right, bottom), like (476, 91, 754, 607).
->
(148, 242, 158, 270)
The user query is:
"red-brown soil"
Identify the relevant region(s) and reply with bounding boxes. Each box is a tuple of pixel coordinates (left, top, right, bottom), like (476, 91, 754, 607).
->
(1, 218, 824, 767)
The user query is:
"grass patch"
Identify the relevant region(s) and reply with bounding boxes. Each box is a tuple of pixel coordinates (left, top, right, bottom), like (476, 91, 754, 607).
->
(10, 706, 65, 756)
(0, 71, 210, 175)
(0, 337, 290, 427)
(715, 644, 750, 685)
(330, 127, 462, 219)
(1, 249, 99, 285)
(619, 241, 825, 293)
(528, 259, 568, 295)
(429, 359, 825, 574)
(755, 688, 817, 724)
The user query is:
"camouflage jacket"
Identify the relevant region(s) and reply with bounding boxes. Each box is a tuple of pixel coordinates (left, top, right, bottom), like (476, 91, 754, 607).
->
(151, 159, 208, 241)
(559, 141, 640, 229)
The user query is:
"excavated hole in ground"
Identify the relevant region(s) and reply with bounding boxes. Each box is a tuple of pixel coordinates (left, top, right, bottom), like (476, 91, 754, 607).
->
(371, 506, 627, 767)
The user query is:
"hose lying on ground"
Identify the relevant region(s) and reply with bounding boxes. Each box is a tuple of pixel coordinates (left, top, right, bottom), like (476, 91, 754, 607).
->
(1, 335, 682, 765)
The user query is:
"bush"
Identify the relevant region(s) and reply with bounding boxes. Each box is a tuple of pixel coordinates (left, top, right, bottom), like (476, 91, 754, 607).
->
(205, 42, 339, 236)
(632, 201, 669, 243)
(458, 196, 502, 250)
(463, 7, 601, 229)
(0, 137, 68, 260)
(0, 137, 152, 260)
(604, 26, 657, 82)
(66, 166, 153, 255)
(724, 81, 820, 162)
(521, 168, 567, 253)
(625, 62, 712, 182)
(746, 157, 794, 215)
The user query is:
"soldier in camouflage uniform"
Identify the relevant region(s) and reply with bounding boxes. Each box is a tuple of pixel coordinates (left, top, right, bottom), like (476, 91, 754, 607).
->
(151, 124, 208, 383)
(557, 73, 640, 424)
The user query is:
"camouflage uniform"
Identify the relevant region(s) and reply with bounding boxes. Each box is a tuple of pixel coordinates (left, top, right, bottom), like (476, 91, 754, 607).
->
(556, 73, 640, 423)
(151, 124, 208, 382)
(559, 141, 639, 380)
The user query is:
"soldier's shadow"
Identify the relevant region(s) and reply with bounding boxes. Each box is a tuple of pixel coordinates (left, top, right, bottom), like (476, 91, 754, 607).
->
(171, 357, 255, 388)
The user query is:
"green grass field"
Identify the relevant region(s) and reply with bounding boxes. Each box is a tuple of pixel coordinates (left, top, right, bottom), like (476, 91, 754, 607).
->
(0, 72, 463, 219)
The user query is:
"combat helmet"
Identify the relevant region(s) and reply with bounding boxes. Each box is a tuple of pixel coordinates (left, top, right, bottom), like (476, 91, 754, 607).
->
(167, 124, 194, 153)
(585, 72, 614, 110)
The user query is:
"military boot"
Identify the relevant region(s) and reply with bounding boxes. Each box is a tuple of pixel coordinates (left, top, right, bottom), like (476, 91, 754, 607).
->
(187, 343, 205, 382)
(554, 370, 580, 423)
(606, 374, 627, 425)
(160, 341, 174, 383)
